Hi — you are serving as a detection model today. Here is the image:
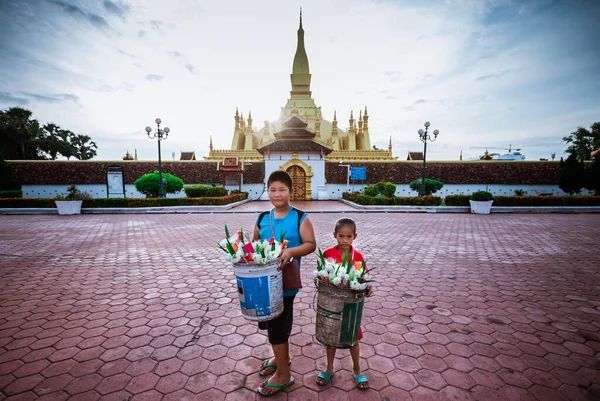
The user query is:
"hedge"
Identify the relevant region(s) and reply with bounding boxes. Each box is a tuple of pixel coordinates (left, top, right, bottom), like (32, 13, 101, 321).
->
(443, 195, 600, 206)
(444, 195, 470, 206)
(343, 192, 442, 206)
(0, 190, 23, 199)
(184, 185, 228, 197)
(492, 195, 600, 206)
(0, 193, 248, 208)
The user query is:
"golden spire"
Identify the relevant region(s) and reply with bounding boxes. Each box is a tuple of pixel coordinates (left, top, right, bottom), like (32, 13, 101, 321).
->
(460, 150, 463, 161)
(290, 8, 311, 96)
(358, 110, 363, 134)
(349, 110, 355, 128)
(389, 136, 392, 150)
(134, 148, 138, 160)
(210, 135, 213, 152)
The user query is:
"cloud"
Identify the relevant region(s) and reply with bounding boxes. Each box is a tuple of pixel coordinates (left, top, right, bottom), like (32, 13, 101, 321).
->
(103, 0, 129, 18)
(20, 92, 80, 103)
(117, 49, 139, 59)
(137, 30, 146, 38)
(475, 69, 510, 81)
(0, 92, 29, 106)
(47, 0, 110, 30)
(414, 99, 427, 104)
(185, 64, 195, 73)
(145, 74, 165, 82)
(169, 51, 184, 58)
(150, 20, 163, 30)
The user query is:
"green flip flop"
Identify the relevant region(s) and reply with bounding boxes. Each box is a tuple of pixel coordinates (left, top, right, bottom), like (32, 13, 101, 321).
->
(257, 376, 295, 397)
(316, 371, 334, 386)
(352, 372, 369, 390)
(258, 358, 291, 376)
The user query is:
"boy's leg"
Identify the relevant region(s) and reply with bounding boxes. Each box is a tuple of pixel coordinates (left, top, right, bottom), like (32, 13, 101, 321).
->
(316, 346, 336, 385)
(326, 346, 336, 374)
(350, 343, 369, 389)
(257, 296, 295, 395)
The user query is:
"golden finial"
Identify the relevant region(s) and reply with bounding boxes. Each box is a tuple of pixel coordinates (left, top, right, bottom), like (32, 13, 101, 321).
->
(333, 110, 337, 121)
(460, 150, 463, 161)
(364, 105, 368, 116)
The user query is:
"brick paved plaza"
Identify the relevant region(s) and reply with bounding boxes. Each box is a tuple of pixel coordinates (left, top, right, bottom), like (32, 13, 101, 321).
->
(1, 210, 599, 400)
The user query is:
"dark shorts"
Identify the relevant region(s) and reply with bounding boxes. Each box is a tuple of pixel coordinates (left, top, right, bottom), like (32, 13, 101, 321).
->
(258, 295, 295, 345)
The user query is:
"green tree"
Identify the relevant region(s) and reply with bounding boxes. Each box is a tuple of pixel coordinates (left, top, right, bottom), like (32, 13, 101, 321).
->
(0, 107, 43, 159)
(38, 123, 77, 160)
(0, 106, 97, 160)
(134, 171, 184, 198)
(584, 157, 600, 195)
(562, 122, 600, 161)
(69, 134, 97, 160)
(409, 178, 444, 196)
(557, 154, 585, 195)
(0, 155, 21, 190)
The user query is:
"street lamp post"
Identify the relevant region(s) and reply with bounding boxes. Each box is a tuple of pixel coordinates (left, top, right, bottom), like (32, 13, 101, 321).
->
(145, 118, 170, 198)
(339, 161, 351, 192)
(417, 121, 439, 197)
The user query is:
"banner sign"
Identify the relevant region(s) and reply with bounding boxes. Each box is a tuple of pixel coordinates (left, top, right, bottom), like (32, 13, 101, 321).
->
(350, 167, 366, 180)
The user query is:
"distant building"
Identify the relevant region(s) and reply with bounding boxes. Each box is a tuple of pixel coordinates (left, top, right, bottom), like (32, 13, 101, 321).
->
(122, 150, 134, 160)
(407, 152, 423, 161)
(180, 151, 196, 161)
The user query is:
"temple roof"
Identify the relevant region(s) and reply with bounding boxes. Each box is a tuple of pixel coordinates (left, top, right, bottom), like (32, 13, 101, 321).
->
(257, 140, 332, 154)
(180, 151, 196, 160)
(407, 152, 423, 161)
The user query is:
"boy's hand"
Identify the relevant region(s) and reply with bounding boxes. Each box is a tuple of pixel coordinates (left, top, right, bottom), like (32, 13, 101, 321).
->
(366, 285, 374, 297)
(277, 249, 294, 269)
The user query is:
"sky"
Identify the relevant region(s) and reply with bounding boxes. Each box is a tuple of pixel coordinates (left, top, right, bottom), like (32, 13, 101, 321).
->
(1, 0, 599, 162)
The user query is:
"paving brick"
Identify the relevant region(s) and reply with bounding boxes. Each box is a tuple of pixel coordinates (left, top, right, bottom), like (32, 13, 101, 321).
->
(1, 212, 599, 400)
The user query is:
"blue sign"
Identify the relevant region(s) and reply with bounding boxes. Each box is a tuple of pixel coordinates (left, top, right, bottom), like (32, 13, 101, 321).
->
(350, 167, 366, 180)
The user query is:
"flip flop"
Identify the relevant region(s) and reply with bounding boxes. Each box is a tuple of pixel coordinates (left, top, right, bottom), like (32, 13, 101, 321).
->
(316, 371, 334, 386)
(352, 372, 369, 390)
(258, 358, 292, 376)
(257, 376, 295, 397)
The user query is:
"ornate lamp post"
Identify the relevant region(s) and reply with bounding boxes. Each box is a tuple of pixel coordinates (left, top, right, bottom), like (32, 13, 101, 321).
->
(145, 118, 170, 198)
(417, 121, 439, 197)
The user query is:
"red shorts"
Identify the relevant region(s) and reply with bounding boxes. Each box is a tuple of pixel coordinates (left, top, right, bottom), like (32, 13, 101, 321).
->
(359, 328, 363, 340)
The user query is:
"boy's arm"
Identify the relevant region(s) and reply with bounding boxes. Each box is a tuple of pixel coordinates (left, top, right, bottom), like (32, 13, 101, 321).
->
(253, 224, 261, 241)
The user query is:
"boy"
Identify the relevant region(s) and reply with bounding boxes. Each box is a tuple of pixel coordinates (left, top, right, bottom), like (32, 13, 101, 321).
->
(316, 217, 372, 390)
(253, 170, 316, 396)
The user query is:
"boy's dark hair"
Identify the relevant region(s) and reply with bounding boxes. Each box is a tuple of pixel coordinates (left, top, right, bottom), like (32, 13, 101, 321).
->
(334, 217, 356, 233)
(267, 170, 293, 191)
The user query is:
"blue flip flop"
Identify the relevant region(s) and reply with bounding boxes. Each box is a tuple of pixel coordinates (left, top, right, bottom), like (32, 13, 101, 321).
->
(316, 371, 334, 386)
(352, 372, 369, 390)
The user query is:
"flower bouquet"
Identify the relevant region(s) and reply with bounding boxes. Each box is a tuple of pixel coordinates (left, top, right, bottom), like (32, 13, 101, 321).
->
(217, 225, 288, 265)
(313, 248, 375, 348)
(217, 225, 287, 322)
(313, 248, 375, 291)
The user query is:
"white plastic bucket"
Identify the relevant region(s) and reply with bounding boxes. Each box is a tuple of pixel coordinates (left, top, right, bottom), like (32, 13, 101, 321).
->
(232, 261, 283, 322)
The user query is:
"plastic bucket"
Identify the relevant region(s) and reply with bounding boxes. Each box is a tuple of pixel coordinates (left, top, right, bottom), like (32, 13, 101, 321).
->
(315, 281, 367, 348)
(233, 261, 283, 322)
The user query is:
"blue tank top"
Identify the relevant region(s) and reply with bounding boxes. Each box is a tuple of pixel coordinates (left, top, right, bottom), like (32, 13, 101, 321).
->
(256, 206, 306, 296)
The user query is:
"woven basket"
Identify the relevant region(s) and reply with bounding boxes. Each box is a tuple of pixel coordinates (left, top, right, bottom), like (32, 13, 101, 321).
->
(315, 280, 367, 348)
